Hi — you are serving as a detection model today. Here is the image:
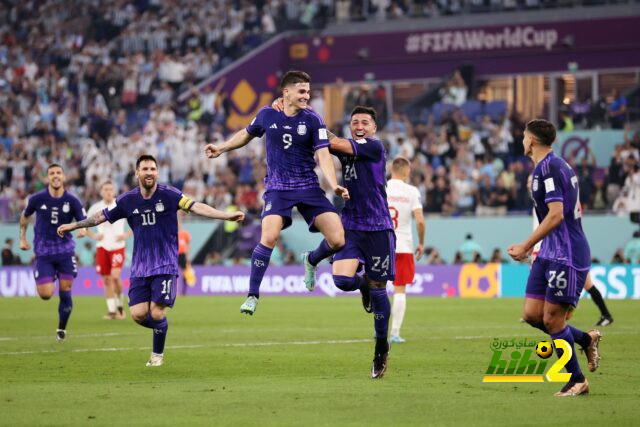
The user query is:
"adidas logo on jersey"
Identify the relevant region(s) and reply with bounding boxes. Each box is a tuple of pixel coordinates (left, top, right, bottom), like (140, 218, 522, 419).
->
(133, 209, 139, 214)
(555, 290, 563, 296)
(40, 204, 47, 210)
(270, 123, 278, 129)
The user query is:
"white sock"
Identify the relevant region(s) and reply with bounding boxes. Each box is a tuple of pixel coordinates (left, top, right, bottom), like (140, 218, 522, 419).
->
(391, 293, 407, 337)
(115, 293, 124, 308)
(106, 298, 117, 313)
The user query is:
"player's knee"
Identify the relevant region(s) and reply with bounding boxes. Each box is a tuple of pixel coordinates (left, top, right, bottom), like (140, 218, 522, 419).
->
(130, 309, 148, 324)
(368, 279, 386, 289)
(260, 233, 279, 248)
(39, 293, 52, 301)
(333, 275, 357, 292)
(521, 311, 542, 324)
(327, 231, 345, 250)
(150, 308, 165, 321)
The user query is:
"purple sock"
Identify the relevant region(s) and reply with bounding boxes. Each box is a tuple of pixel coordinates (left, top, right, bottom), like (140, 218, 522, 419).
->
(139, 314, 168, 354)
(333, 275, 364, 292)
(249, 243, 272, 297)
(551, 326, 584, 382)
(567, 324, 590, 349)
(58, 290, 73, 330)
(308, 240, 340, 266)
(370, 288, 390, 340)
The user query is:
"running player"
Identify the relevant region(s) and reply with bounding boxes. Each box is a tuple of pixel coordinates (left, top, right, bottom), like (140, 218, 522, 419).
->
(325, 106, 395, 379)
(204, 70, 349, 315)
(58, 155, 245, 366)
(528, 179, 614, 326)
(386, 157, 425, 344)
(87, 181, 131, 320)
(19, 164, 86, 341)
(508, 119, 601, 397)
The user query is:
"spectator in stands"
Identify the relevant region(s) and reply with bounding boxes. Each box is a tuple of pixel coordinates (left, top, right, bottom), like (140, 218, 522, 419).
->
(458, 233, 483, 263)
(2, 238, 20, 265)
(624, 230, 640, 264)
(424, 247, 444, 265)
(489, 248, 508, 264)
(608, 89, 627, 129)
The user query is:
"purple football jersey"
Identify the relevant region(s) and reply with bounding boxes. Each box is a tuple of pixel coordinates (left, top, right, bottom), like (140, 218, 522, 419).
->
(23, 189, 85, 256)
(531, 152, 591, 270)
(103, 184, 194, 278)
(335, 137, 393, 232)
(246, 106, 329, 190)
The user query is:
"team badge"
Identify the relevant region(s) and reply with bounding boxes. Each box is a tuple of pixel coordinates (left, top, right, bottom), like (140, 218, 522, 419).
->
(532, 179, 538, 192)
(155, 201, 165, 212)
(62, 202, 70, 213)
(297, 124, 307, 136)
(264, 201, 272, 212)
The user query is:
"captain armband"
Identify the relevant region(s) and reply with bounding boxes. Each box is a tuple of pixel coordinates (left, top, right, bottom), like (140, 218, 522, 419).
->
(178, 195, 195, 211)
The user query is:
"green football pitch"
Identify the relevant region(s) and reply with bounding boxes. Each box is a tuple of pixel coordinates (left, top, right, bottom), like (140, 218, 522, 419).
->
(1, 296, 638, 426)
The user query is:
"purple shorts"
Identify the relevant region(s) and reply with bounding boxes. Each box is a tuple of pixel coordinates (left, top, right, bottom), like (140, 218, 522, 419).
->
(262, 188, 336, 232)
(34, 253, 77, 285)
(129, 275, 178, 307)
(526, 258, 587, 307)
(333, 229, 396, 282)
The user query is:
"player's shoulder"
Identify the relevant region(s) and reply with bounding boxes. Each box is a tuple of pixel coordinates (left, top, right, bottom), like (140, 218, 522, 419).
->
(116, 187, 139, 204)
(63, 190, 83, 204)
(158, 183, 183, 197)
(255, 105, 274, 118)
(301, 108, 326, 126)
(28, 189, 48, 202)
(352, 137, 384, 151)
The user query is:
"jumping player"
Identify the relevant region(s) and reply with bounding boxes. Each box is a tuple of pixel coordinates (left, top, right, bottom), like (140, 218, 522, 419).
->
(204, 70, 349, 315)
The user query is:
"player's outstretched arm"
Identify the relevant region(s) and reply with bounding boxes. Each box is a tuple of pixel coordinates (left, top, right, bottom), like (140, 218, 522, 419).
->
(57, 211, 108, 237)
(204, 129, 253, 158)
(189, 202, 245, 223)
(316, 146, 350, 201)
(19, 213, 31, 250)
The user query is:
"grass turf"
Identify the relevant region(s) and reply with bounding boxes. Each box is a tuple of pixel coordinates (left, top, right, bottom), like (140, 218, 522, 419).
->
(0, 296, 638, 426)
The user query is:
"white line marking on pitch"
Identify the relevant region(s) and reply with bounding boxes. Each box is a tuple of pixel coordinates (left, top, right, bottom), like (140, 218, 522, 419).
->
(0, 338, 372, 356)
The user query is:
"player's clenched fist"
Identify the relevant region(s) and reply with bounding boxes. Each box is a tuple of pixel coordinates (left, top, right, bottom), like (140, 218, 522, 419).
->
(334, 185, 350, 201)
(226, 211, 245, 223)
(57, 224, 75, 238)
(204, 144, 223, 158)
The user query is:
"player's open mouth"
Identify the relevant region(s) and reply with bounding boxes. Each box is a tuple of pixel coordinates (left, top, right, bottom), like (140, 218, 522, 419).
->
(355, 131, 365, 137)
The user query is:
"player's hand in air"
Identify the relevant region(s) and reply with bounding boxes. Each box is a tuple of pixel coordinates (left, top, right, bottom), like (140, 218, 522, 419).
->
(204, 144, 223, 159)
(415, 243, 424, 260)
(57, 224, 75, 238)
(226, 211, 245, 223)
(334, 185, 350, 201)
(19, 238, 31, 251)
(271, 97, 284, 112)
(507, 243, 532, 262)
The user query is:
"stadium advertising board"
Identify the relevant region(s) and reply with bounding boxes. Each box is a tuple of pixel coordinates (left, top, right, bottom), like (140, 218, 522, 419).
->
(2, 264, 638, 298)
(555, 130, 623, 168)
(287, 17, 640, 82)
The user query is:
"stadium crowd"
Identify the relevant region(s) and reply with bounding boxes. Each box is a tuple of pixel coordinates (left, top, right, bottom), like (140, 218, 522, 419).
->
(0, 0, 638, 269)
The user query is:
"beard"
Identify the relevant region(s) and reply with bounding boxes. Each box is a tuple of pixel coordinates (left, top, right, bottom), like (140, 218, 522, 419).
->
(140, 176, 156, 190)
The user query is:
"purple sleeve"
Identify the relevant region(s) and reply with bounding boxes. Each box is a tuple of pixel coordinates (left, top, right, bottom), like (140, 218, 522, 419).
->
(23, 194, 37, 217)
(165, 185, 187, 210)
(246, 107, 268, 137)
(72, 196, 86, 221)
(543, 165, 565, 205)
(349, 138, 383, 161)
(311, 112, 330, 151)
(104, 196, 127, 224)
